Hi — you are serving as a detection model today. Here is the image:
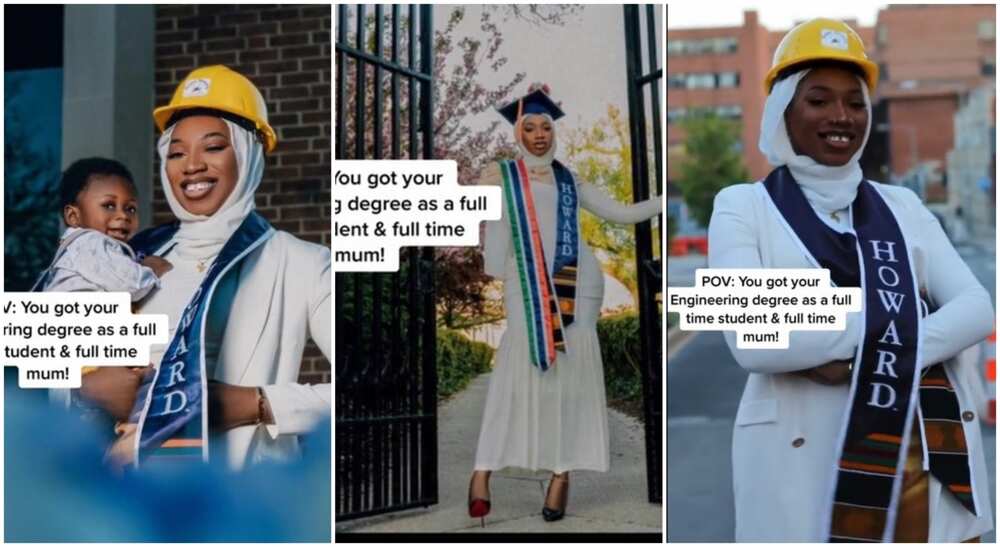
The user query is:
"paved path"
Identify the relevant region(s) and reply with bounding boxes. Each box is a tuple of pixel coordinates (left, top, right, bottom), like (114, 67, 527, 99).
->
(336, 373, 663, 534)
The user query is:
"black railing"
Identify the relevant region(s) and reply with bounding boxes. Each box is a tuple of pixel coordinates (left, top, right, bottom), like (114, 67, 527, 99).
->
(623, 4, 663, 505)
(334, 4, 437, 521)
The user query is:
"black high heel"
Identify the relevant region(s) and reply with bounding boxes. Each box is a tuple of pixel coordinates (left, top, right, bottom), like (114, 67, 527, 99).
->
(542, 472, 569, 522)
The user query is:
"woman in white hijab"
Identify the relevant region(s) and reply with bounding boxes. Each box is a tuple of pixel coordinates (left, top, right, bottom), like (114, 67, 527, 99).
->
(469, 84, 662, 525)
(83, 66, 331, 471)
(708, 19, 992, 542)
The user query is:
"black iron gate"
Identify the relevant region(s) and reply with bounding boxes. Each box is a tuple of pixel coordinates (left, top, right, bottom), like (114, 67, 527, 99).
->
(334, 4, 437, 521)
(623, 4, 663, 505)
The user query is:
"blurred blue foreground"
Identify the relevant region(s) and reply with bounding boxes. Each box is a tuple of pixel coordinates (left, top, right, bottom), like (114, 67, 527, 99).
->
(4, 369, 331, 542)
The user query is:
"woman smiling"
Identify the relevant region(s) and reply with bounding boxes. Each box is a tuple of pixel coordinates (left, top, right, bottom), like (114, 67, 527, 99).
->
(86, 65, 331, 471)
(708, 19, 993, 542)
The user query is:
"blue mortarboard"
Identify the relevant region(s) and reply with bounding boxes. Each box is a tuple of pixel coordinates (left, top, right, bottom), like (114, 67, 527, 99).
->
(497, 88, 565, 125)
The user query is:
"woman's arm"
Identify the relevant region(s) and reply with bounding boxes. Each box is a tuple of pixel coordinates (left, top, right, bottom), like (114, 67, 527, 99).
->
(708, 185, 862, 374)
(578, 182, 661, 224)
(915, 199, 993, 367)
(479, 163, 510, 278)
(258, 247, 332, 437)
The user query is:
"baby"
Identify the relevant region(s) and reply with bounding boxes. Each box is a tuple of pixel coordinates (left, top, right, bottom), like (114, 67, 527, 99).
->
(35, 157, 171, 296)
(39, 158, 171, 425)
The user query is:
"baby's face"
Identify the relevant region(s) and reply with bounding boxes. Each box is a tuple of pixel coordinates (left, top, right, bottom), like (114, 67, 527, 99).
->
(64, 175, 139, 242)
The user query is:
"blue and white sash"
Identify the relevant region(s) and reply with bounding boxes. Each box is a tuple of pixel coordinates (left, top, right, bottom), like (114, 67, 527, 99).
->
(762, 166, 925, 542)
(129, 211, 274, 464)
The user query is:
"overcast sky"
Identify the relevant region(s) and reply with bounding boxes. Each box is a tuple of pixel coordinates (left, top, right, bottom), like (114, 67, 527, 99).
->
(668, 2, 883, 30)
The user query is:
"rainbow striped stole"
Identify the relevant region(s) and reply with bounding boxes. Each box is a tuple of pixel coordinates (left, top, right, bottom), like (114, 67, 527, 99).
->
(499, 158, 578, 370)
(128, 212, 274, 464)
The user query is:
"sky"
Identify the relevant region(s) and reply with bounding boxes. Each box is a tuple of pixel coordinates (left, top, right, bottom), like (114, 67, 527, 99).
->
(668, 2, 883, 30)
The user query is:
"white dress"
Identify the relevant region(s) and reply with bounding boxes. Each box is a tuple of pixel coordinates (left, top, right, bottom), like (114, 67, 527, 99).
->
(475, 159, 661, 473)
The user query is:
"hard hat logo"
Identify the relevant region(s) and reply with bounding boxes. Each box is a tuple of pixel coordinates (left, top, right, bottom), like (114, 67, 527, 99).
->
(152, 65, 278, 153)
(820, 30, 848, 51)
(763, 18, 879, 94)
(182, 79, 211, 98)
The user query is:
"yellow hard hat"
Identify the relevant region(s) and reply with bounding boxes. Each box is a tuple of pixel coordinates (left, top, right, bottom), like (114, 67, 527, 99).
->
(153, 65, 278, 153)
(764, 18, 879, 94)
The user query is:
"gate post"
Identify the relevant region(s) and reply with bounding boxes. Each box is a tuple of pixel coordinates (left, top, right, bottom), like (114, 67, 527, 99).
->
(623, 4, 664, 505)
(334, 4, 438, 521)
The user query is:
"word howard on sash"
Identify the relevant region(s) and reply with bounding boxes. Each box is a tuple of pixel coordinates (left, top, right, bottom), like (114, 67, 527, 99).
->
(867, 240, 905, 411)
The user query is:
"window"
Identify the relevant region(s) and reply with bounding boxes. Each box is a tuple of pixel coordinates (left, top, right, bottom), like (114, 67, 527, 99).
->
(667, 72, 742, 90)
(710, 37, 738, 54)
(667, 108, 687, 124)
(667, 105, 741, 123)
(715, 105, 742, 120)
(982, 60, 995, 76)
(666, 37, 738, 56)
(687, 73, 716, 89)
(978, 20, 995, 40)
(877, 25, 888, 46)
(717, 72, 740, 88)
(668, 73, 687, 89)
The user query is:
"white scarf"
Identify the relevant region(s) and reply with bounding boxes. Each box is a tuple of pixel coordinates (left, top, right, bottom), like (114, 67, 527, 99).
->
(758, 69, 872, 214)
(515, 113, 557, 168)
(156, 119, 265, 261)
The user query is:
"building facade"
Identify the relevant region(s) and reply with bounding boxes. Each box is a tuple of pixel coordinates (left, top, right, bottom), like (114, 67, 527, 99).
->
(667, 5, 994, 213)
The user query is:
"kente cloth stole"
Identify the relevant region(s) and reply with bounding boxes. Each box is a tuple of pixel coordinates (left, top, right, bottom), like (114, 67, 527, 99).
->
(499, 158, 578, 370)
(761, 166, 975, 543)
(919, 356, 977, 513)
(127, 212, 274, 464)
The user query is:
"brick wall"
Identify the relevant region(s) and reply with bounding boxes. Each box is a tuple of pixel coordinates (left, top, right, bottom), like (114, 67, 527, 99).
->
(154, 4, 331, 384)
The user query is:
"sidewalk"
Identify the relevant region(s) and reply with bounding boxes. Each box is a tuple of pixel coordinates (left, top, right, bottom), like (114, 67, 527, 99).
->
(336, 373, 662, 534)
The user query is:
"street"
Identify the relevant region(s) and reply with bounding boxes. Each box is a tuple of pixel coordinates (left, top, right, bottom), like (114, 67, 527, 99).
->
(667, 236, 996, 542)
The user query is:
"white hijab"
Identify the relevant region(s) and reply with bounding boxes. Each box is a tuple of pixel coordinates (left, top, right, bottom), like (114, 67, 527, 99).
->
(156, 118, 265, 261)
(515, 113, 557, 168)
(758, 68, 872, 214)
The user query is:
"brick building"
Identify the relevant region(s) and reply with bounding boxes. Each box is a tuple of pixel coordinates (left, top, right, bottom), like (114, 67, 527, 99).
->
(31, 5, 331, 383)
(668, 6, 995, 205)
(153, 5, 332, 384)
(874, 4, 995, 185)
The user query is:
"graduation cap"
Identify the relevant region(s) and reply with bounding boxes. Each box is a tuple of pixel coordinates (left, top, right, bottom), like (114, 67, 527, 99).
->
(497, 86, 565, 125)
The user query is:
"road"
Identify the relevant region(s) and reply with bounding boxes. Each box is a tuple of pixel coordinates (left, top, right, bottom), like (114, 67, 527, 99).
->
(667, 236, 996, 542)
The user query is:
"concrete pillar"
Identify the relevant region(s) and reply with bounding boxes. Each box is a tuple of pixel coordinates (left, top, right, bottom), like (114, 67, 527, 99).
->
(62, 5, 155, 228)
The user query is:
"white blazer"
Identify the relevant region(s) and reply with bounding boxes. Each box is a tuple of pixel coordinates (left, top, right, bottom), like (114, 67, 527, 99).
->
(708, 181, 994, 542)
(210, 231, 331, 470)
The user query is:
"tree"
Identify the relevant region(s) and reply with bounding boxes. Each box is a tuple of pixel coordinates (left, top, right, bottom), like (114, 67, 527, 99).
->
(5, 74, 61, 291)
(337, 6, 580, 328)
(675, 113, 749, 228)
(565, 104, 659, 304)
(434, 247, 502, 329)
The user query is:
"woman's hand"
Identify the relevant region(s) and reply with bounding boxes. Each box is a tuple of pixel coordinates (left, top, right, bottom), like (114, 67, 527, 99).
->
(208, 381, 275, 431)
(790, 360, 853, 385)
(79, 366, 150, 421)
